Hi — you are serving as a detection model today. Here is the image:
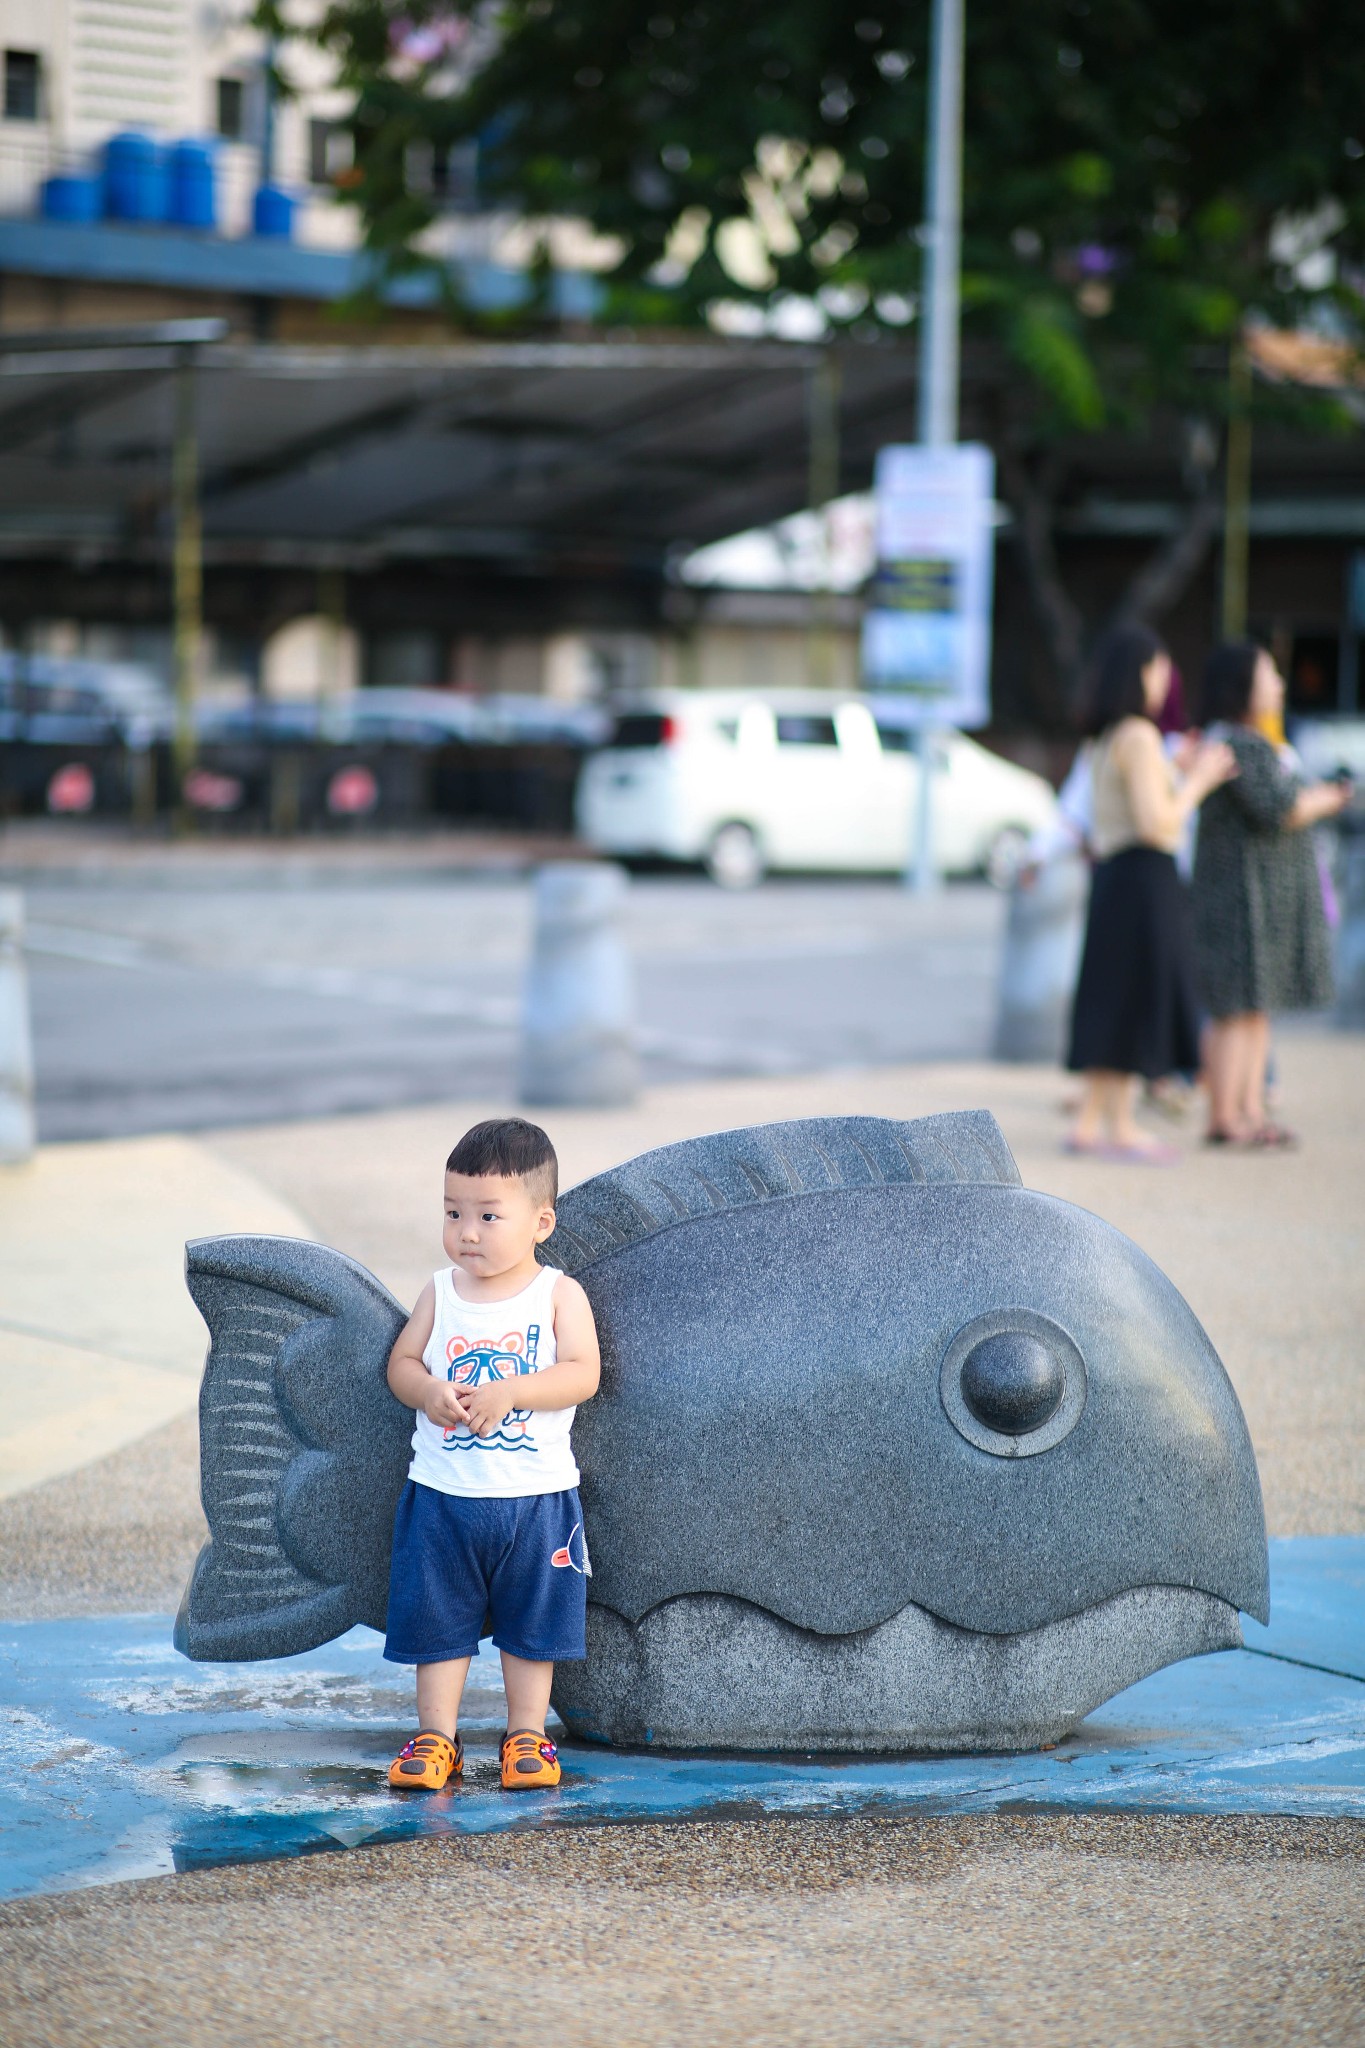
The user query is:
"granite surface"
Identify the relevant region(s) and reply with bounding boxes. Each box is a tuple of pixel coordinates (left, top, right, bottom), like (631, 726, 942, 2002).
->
(992, 855, 1087, 1064)
(176, 1236, 410, 1662)
(0, 888, 35, 1164)
(542, 1109, 1021, 1272)
(552, 1114, 1268, 1639)
(518, 862, 638, 1108)
(552, 1586, 1243, 1752)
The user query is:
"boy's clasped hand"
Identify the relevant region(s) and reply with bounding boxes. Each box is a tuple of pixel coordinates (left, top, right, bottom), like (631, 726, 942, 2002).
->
(422, 1376, 523, 1439)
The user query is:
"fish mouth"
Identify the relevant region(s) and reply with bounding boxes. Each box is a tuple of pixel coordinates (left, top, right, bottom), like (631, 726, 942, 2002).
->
(551, 1587, 1243, 1755)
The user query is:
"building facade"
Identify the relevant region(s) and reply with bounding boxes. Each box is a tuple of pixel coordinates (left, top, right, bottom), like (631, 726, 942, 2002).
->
(0, 0, 353, 250)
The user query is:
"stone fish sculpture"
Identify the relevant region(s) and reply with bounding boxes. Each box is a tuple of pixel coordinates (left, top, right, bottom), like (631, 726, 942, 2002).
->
(177, 1110, 1268, 1753)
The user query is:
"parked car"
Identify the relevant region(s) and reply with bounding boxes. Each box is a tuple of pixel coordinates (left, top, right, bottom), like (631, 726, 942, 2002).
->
(184, 689, 598, 832)
(0, 654, 170, 748)
(0, 654, 170, 817)
(576, 689, 1059, 886)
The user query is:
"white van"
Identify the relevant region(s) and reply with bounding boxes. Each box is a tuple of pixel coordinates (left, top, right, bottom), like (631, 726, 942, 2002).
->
(576, 689, 1059, 887)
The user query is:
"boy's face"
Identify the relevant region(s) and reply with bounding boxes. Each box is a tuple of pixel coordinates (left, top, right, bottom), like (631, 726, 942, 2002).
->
(443, 1170, 555, 1283)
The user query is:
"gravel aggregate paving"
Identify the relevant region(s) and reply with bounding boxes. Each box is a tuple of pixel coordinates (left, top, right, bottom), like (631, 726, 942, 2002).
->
(1, 1814, 1362, 2048)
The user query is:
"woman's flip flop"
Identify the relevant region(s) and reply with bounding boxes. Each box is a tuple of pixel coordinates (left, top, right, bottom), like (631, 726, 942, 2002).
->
(388, 1729, 463, 1790)
(1063, 1137, 1180, 1165)
(1100, 1141, 1181, 1166)
(1247, 1123, 1299, 1150)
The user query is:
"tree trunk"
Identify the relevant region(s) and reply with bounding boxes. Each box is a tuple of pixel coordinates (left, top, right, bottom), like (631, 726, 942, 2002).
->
(996, 447, 1085, 724)
(998, 443, 1222, 730)
(1110, 482, 1222, 633)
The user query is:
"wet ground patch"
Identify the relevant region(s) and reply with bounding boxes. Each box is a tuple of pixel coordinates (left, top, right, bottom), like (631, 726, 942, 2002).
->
(2, 1538, 1360, 1898)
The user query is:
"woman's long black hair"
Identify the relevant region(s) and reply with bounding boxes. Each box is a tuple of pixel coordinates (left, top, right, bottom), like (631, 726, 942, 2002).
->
(1082, 623, 1168, 737)
(1200, 640, 1261, 725)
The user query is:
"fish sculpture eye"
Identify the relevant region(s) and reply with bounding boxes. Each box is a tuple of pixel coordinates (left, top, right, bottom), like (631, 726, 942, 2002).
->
(939, 1308, 1087, 1459)
(961, 1331, 1065, 1435)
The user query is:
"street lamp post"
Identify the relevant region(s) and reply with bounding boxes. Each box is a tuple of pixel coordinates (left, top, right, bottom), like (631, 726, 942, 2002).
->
(908, 0, 965, 893)
(918, 0, 964, 451)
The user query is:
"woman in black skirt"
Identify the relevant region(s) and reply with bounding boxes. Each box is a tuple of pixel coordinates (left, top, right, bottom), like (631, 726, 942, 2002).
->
(1066, 626, 1236, 1161)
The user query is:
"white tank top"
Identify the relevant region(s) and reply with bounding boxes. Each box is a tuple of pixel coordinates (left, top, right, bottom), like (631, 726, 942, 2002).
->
(406, 1263, 579, 1499)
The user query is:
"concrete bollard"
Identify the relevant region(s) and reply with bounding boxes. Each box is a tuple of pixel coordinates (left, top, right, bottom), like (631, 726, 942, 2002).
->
(992, 855, 1088, 1064)
(1335, 818, 1365, 1029)
(0, 889, 36, 1163)
(518, 861, 638, 1107)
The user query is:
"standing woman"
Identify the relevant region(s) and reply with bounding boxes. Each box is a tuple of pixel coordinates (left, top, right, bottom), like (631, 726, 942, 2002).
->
(1192, 641, 1352, 1146)
(1066, 625, 1235, 1160)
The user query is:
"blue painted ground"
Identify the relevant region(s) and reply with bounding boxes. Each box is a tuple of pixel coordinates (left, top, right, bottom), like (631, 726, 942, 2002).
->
(2, 1538, 1361, 1900)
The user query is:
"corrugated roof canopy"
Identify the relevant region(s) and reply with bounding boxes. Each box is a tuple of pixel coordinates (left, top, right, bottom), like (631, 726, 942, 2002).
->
(0, 333, 919, 575)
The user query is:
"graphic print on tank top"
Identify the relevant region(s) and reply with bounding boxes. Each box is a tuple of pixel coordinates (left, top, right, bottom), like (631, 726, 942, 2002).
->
(442, 1322, 542, 1457)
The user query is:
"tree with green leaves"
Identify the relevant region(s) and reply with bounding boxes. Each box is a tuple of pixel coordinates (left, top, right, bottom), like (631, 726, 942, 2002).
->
(261, 0, 1365, 718)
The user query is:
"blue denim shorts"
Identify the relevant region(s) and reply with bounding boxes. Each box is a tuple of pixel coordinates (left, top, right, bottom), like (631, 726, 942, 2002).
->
(383, 1481, 588, 1666)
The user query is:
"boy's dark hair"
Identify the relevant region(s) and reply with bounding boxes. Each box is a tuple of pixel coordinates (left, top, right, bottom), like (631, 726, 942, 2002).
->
(446, 1118, 558, 1204)
(1081, 623, 1168, 736)
(1200, 639, 1261, 725)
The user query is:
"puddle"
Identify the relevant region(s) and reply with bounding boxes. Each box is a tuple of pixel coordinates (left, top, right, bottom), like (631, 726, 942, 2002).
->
(2, 1539, 1362, 1899)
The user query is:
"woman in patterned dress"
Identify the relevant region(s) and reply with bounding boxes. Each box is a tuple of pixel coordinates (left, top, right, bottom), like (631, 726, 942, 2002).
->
(1192, 641, 1352, 1146)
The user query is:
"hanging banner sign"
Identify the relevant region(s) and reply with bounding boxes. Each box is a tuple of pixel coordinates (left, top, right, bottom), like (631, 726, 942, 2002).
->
(861, 442, 996, 728)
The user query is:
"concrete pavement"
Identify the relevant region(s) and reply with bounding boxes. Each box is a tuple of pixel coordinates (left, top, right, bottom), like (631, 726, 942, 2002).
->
(20, 867, 1005, 1138)
(0, 1135, 310, 1499)
(1, 1809, 1361, 2048)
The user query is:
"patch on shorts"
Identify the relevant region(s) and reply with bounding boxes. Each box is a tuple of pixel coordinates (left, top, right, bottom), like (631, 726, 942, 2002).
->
(551, 1520, 591, 1576)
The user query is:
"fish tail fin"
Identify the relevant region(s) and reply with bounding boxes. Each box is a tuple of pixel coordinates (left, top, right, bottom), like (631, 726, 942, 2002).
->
(175, 1235, 409, 1662)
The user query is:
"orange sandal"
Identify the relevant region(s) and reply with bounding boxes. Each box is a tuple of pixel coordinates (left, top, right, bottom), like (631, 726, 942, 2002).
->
(500, 1728, 561, 1789)
(388, 1729, 463, 1790)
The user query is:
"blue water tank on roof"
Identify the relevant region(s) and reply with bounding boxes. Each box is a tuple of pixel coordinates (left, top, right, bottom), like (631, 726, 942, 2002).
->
(41, 174, 102, 224)
(104, 132, 170, 222)
(252, 184, 295, 239)
(169, 139, 217, 230)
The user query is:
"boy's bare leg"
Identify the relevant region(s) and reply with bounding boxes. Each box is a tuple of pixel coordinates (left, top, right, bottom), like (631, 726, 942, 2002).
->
(501, 1651, 554, 1733)
(415, 1656, 471, 1738)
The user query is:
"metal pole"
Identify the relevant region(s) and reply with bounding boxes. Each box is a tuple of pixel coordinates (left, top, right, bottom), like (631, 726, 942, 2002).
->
(318, 564, 347, 739)
(1221, 341, 1251, 640)
(917, 0, 964, 448)
(172, 344, 202, 826)
(261, 39, 277, 184)
(807, 351, 841, 691)
(909, 0, 964, 891)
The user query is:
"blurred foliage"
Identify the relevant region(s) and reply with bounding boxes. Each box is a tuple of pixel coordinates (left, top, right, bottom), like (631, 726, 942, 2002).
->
(256, 0, 1365, 438)
(256, 0, 1365, 716)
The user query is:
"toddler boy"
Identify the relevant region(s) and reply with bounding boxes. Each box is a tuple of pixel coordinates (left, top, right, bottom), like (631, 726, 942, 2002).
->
(383, 1117, 600, 1791)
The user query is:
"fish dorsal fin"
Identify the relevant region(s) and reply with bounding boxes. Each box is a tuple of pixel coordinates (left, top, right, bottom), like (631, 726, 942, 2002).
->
(543, 1111, 1019, 1273)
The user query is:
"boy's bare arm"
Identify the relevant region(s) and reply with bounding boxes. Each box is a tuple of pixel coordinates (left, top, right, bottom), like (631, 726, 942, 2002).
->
(513, 1275, 600, 1407)
(460, 1275, 600, 1438)
(386, 1281, 467, 1429)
